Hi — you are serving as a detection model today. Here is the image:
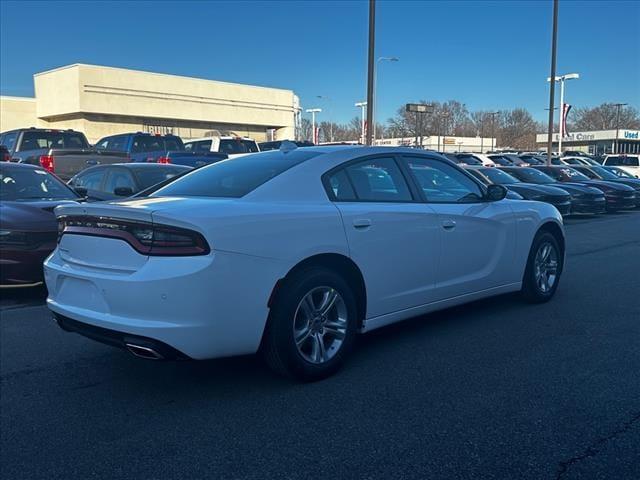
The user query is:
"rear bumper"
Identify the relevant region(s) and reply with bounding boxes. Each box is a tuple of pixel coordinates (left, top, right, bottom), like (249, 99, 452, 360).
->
(55, 313, 189, 360)
(44, 247, 285, 360)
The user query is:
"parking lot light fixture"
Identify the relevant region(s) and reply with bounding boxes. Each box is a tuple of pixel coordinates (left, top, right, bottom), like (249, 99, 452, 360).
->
(305, 108, 322, 144)
(355, 102, 368, 143)
(547, 72, 580, 153)
(373, 56, 399, 142)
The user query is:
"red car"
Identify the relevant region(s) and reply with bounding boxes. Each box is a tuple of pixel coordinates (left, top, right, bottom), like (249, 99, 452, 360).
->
(0, 163, 81, 287)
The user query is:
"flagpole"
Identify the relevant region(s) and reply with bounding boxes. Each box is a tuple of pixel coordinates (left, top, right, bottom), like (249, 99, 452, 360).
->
(559, 78, 565, 154)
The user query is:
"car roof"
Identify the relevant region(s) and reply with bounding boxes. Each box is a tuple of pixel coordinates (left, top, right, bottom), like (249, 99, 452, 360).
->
(0, 162, 42, 171)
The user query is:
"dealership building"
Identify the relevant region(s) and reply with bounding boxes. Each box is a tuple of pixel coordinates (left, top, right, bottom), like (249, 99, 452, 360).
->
(535, 129, 640, 155)
(0, 64, 300, 143)
(374, 135, 497, 152)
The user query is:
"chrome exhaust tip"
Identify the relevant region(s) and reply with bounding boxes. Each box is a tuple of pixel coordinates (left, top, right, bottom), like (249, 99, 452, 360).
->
(125, 343, 164, 360)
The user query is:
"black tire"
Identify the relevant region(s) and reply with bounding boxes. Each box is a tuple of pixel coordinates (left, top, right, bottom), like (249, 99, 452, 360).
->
(521, 230, 563, 303)
(262, 267, 358, 381)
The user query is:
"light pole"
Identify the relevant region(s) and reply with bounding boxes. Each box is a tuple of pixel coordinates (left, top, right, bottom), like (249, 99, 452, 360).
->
(355, 102, 367, 143)
(438, 112, 449, 152)
(546, 0, 559, 164)
(305, 108, 322, 144)
(316, 95, 333, 142)
(488, 111, 499, 152)
(547, 72, 580, 153)
(613, 103, 627, 153)
(373, 56, 399, 143)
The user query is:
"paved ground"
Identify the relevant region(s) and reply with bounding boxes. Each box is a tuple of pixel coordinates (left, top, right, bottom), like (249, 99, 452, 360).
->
(2, 212, 639, 480)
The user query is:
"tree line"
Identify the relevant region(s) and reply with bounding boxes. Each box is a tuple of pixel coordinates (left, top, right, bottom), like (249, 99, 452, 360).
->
(300, 102, 640, 150)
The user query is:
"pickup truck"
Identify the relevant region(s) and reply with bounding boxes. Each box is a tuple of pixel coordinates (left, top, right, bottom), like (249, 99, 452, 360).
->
(94, 132, 226, 167)
(0, 128, 129, 180)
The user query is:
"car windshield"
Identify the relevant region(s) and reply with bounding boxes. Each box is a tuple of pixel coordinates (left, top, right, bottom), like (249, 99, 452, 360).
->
(479, 168, 520, 184)
(132, 167, 191, 190)
(588, 166, 619, 181)
(219, 139, 259, 155)
(19, 131, 88, 151)
(0, 167, 77, 201)
(151, 150, 320, 198)
(508, 168, 555, 184)
(456, 155, 482, 165)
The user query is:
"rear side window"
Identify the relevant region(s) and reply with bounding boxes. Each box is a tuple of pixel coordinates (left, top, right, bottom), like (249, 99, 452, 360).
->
(152, 150, 320, 198)
(1, 131, 18, 151)
(219, 139, 259, 155)
(328, 157, 412, 202)
(19, 131, 88, 151)
(96, 135, 128, 151)
(164, 137, 182, 151)
(74, 169, 106, 190)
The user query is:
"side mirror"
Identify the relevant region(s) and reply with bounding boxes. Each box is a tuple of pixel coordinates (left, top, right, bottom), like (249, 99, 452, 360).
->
(74, 186, 88, 197)
(114, 186, 134, 197)
(486, 184, 508, 201)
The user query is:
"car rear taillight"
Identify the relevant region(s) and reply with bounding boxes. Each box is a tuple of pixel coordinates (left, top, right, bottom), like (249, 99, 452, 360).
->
(158, 157, 171, 164)
(57, 216, 210, 256)
(39, 155, 55, 172)
(1, 153, 10, 162)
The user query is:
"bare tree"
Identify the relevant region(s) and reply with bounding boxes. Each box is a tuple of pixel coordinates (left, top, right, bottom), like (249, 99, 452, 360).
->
(570, 103, 640, 130)
(300, 118, 312, 142)
(498, 108, 539, 150)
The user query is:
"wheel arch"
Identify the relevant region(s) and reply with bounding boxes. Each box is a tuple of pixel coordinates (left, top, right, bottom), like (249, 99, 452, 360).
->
(268, 253, 368, 328)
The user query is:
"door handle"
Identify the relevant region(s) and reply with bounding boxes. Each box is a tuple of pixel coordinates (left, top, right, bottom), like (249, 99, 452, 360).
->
(352, 218, 372, 229)
(441, 219, 456, 230)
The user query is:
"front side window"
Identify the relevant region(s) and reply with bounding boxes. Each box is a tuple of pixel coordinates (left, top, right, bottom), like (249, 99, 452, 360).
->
(104, 170, 136, 194)
(342, 157, 412, 202)
(403, 156, 483, 203)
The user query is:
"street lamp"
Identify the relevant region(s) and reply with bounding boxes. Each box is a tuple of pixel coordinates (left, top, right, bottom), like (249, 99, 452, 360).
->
(305, 108, 322, 144)
(438, 112, 450, 152)
(316, 96, 333, 142)
(547, 72, 580, 153)
(355, 101, 367, 144)
(488, 111, 499, 153)
(613, 103, 628, 153)
(373, 56, 399, 142)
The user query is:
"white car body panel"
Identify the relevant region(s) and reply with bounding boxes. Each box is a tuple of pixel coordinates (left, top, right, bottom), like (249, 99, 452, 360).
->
(44, 146, 564, 360)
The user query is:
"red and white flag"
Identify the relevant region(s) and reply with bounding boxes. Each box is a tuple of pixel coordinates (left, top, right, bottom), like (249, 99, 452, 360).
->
(561, 103, 572, 137)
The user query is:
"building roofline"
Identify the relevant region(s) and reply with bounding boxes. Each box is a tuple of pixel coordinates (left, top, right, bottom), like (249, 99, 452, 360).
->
(33, 63, 295, 95)
(0, 95, 36, 102)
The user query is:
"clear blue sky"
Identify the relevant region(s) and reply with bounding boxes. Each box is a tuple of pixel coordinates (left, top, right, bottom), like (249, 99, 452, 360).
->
(1, 0, 639, 125)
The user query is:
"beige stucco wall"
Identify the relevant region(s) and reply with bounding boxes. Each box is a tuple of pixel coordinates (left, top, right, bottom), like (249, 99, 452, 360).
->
(2, 64, 297, 143)
(29, 64, 297, 142)
(0, 96, 40, 132)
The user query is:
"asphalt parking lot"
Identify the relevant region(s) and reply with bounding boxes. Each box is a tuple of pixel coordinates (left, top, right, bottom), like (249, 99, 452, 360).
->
(1, 212, 639, 480)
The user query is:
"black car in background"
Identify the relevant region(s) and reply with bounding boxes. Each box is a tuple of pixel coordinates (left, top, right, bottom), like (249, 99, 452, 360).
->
(465, 166, 571, 215)
(500, 166, 607, 215)
(0, 163, 81, 286)
(533, 166, 636, 212)
(517, 154, 546, 165)
(488, 154, 531, 166)
(570, 165, 640, 207)
(68, 163, 191, 201)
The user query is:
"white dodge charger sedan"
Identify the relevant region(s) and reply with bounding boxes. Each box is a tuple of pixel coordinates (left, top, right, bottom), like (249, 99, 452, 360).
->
(45, 145, 565, 381)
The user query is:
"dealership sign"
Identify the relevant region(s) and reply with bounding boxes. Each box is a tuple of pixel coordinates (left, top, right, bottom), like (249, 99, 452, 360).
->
(537, 129, 640, 143)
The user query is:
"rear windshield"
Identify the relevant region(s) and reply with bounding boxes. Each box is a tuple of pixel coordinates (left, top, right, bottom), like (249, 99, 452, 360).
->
(151, 150, 320, 198)
(132, 167, 190, 190)
(0, 167, 77, 201)
(19, 131, 88, 151)
(480, 168, 520, 184)
(219, 139, 259, 155)
(506, 168, 555, 184)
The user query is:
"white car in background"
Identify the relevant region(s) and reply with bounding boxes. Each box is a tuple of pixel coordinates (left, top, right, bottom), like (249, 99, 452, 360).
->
(183, 130, 259, 158)
(602, 154, 640, 178)
(45, 145, 565, 381)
